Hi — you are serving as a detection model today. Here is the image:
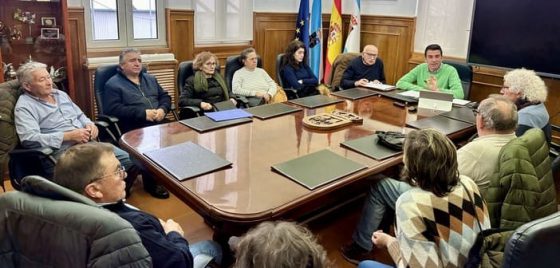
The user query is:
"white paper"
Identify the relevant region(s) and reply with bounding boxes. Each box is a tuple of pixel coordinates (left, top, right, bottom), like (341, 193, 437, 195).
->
(363, 82, 396, 91)
(397, 90, 420, 98)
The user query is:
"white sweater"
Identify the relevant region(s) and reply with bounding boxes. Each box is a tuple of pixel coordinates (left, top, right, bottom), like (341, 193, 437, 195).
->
(232, 67, 277, 97)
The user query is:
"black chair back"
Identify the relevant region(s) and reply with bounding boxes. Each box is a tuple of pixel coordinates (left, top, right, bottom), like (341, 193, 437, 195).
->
(443, 60, 473, 99)
(224, 55, 262, 92)
(93, 64, 119, 115)
(276, 53, 285, 88)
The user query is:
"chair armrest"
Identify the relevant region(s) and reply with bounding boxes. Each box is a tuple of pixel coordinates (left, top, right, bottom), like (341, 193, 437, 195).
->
(95, 120, 120, 145)
(96, 114, 119, 124)
(179, 106, 201, 119)
(233, 95, 249, 107)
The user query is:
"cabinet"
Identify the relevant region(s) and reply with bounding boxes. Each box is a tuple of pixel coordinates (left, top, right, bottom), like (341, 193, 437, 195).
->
(0, 0, 74, 98)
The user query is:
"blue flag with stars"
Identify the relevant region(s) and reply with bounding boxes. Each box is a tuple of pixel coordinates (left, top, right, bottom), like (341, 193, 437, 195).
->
(295, 0, 310, 61)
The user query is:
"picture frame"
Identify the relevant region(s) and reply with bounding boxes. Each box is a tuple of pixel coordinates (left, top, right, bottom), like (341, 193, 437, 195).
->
(40, 28, 59, 39)
(41, 17, 56, 27)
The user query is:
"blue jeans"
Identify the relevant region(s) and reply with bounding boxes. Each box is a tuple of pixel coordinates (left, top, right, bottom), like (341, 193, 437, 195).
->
(358, 260, 394, 268)
(190, 240, 223, 268)
(113, 145, 133, 170)
(352, 178, 412, 250)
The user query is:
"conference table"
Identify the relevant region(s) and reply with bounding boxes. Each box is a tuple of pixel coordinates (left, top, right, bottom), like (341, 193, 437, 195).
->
(119, 90, 475, 239)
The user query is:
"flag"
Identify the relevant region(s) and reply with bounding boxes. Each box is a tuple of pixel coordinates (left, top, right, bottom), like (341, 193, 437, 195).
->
(309, 0, 323, 81)
(324, 0, 342, 83)
(295, 0, 310, 57)
(344, 0, 361, 53)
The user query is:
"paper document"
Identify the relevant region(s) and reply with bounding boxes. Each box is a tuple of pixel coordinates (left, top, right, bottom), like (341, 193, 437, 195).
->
(363, 82, 396, 91)
(397, 90, 420, 98)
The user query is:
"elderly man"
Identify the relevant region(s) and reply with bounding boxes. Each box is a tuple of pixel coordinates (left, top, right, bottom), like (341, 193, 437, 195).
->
(53, 142, 222, 268)
(103, 48, 172, 199)
(13, 61, 132, 180)
(341, 95, 518, 264)
(340, 45, 386, 90)
(396, 44, 464, 99)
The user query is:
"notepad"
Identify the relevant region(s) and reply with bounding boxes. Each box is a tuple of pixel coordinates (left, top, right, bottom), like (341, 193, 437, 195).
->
(363, 82, 396, 91)
(406, 115, 474, 135)
(144, 141, 232, 181)
(331, 88, 378, 100)
(180, 116, 252, 132)
(245, 103, 302, 120)
(271, 149, 366, 190)
(288, 94, 344, 109)
(341, 134, 402, 160)
(205, 108, 253, 122)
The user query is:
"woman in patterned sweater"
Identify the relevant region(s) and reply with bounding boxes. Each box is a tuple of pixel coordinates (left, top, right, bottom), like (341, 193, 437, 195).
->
(359, 129, 490, 268)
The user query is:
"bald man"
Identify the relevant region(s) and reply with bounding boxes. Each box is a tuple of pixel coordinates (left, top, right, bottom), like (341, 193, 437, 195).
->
(340, 45, 386, 90)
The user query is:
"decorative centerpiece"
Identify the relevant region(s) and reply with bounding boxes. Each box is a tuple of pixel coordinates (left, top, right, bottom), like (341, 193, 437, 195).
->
(13, 8, 36, 44)
(303, 111, 362, 131)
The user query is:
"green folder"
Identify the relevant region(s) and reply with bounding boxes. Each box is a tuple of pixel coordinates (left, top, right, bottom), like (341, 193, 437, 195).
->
(272, 149, 366, 190)
(341, 134, 402, 160)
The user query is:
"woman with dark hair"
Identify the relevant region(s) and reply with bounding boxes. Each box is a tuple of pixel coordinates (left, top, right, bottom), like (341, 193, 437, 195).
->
(232, 47, 277, 106)
(358, 129, 490, 268)
(280, 40, 319, 98)
(179, 51, 236, 111)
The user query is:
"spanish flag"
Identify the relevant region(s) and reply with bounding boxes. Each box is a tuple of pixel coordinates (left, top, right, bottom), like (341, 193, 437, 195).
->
(324, 0, 342, 83)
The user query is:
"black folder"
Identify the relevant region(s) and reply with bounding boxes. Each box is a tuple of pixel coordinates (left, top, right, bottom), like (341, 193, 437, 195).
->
(341, 134, 402, 160)
(271, 149, 366, 190)
(406, 115, 474, 135)
(144, 141, 232, 181)
(180, 116, 252, 132)
(245, 103, 302, 120)
(331, 88, 378, 100)
(440, 106, 476, 124)
(288, 94, 344, 109)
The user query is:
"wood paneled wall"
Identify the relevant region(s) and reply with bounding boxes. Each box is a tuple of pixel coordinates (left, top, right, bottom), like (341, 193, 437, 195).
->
(408, 53, 560, 126)
(253, 13, 415, 85)
(68, 8, 90, 117)
(167, 9, 195, 63)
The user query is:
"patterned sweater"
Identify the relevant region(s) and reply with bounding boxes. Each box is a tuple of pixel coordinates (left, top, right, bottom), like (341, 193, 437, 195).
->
(388, 176, 490, 268)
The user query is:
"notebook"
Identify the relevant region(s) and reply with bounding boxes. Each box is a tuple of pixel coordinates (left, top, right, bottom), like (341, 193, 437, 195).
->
(144, 141, 232, 181)
(341, 134, 402, 160)
(362, 82, 396, 91)
(245, 103, 302, 120)
(271, 149, 366, 190)
(288, 94, 344, 109)
(331, 88, 378, 100)
(205, 108, 253, 122)
(180, 116, 252, 132)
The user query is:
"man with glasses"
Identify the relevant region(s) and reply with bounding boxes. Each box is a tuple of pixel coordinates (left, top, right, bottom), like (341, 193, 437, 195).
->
(53, 142, 222, 268)
(103, 48, 172, 199)
(396, 44, 464, 99)
(340, 45, 386, 89)
(342, 95, 517, 264)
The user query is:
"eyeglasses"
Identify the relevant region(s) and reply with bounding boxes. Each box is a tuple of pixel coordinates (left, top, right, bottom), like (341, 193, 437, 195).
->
(94, 165, 126, 182)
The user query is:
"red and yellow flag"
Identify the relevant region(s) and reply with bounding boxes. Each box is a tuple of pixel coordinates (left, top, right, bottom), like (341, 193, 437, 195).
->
(324, 0, 342, 83)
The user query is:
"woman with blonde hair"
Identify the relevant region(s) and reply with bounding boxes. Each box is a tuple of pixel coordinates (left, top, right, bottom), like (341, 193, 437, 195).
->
(179, 51, 236, 111)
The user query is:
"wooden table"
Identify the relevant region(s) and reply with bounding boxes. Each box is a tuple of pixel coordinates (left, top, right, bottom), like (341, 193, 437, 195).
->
(119, 95, 474, 237)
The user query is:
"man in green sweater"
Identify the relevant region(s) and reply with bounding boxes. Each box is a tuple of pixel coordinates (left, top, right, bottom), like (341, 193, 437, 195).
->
(396, 44, 464, 99)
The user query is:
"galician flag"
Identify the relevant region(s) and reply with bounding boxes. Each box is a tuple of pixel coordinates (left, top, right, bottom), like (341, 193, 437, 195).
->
(309, 0, 323, 81)
(324, 0, 342, 83)
(344, 0, 361, 53)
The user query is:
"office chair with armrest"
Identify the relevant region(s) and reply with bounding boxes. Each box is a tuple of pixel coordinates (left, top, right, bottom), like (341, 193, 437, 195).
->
(328, 52, 360, 91)
(225, 55, 264, 107)
(443, 60, 473, 99)
(0, 175, 151, 267)
(177, 61, 203, 119)
(276, 53, 299, 99)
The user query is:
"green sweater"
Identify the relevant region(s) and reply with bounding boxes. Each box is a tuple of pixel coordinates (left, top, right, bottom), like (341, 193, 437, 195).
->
(396, 63, 464, 99)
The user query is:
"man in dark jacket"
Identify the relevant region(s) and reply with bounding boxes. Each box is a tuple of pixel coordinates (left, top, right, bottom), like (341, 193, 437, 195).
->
(103, 48, 172, 199)
(53, 142, 222, 268)
(340, 45, 386, 89)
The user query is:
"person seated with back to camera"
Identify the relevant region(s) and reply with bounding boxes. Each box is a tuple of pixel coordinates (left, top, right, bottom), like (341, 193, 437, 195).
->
(231, 47, 277, 107)
(358, 129, 490, 268)
(340, 45, 386, 90)
(179, 51, 236, 112)
(232, 221, 331, 268)
(500, 68, 551, 142)
(53, 142, 223, 268)
(396, 44, 464, 99)
(280, 40, 320, 98)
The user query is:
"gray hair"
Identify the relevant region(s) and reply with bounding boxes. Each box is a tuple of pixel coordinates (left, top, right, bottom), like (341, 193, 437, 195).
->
(16, 61, 47, 84)
(478, 94, 518, 133)
(119, 48, 141, 64)
(503, 68, 547, 102)
(234, 221, 330, 268)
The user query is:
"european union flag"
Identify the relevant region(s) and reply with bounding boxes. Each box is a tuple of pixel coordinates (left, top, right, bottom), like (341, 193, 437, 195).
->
(295, 0, 310, 54)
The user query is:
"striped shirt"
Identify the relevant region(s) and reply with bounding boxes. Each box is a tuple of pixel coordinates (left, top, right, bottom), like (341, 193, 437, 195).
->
(232, 67, 277, 97)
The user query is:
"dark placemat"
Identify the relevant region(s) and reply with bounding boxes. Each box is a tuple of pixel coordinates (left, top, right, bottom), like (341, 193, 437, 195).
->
(341, 134, 402, 160)
(406, 115, 474, 135)
(180, 116, 252, 132)
(376, 89, 419, 105)
(440, 106, 476, 124)
(331, 88, 378, 100)
(271, 149, 366, 190)
(144, 141, 232, 181)
(245, 103, 302, 120)
(288, 94, 344, 109)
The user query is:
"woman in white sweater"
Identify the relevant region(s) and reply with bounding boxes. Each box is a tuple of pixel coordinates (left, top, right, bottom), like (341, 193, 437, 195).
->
(232, 48, 277, 106)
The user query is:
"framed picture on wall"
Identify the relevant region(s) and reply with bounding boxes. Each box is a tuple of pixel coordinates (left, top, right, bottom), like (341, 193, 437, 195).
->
(41, 17, 56, 27)
(41, 28, 59, 39)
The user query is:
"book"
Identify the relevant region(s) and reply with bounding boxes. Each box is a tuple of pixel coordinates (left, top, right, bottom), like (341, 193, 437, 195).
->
(271, 149, 366, 190)
(144, 141, 232, 181)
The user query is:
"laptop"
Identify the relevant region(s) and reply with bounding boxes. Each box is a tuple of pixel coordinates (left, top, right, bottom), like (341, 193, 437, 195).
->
(417, 91, 453, 114)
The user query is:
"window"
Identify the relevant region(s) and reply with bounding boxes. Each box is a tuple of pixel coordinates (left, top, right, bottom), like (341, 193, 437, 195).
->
(84, 0, 166, 48)
(194, 0, 253, 45)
